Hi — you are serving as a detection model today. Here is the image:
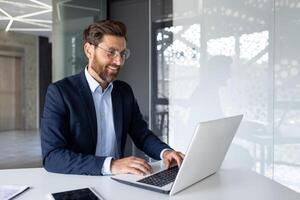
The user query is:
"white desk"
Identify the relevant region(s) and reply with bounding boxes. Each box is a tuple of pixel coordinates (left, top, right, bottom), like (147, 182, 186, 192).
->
(0, 166, 299, 200)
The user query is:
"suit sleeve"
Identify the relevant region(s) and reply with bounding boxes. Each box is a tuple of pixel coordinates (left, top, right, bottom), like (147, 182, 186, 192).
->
(41, 84, 105, 175)
(126, 87, 172, 160)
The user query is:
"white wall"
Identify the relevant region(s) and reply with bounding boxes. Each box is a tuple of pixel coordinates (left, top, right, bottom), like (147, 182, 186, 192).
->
(110, 0, 150, 117)
(165, 0, 300, 192)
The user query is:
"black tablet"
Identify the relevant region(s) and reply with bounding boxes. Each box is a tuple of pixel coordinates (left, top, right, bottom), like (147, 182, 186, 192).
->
(50, 187, 104, 200)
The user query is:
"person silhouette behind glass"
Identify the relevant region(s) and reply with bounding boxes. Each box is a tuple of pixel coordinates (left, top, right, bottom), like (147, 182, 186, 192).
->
(189, 55, 233, 123)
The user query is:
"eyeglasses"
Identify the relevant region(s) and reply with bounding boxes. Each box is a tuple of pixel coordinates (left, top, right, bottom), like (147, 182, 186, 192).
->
(94, 44, 130, 60)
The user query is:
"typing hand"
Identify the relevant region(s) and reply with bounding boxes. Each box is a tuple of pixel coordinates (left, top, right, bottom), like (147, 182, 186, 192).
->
(111, 156, 153, 176)
(162, 150, 185, 169)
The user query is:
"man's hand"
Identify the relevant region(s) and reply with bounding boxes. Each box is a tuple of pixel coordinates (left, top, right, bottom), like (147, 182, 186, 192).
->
(162, 150, 185, 169)
(110, 156, 152, 176)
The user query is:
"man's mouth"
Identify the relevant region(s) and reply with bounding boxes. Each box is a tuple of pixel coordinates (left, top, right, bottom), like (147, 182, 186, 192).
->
(107, 65, 120, 72)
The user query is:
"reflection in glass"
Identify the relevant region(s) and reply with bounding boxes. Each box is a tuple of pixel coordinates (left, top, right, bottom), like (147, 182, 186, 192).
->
(52, 0, 106, 81)
(151, 0, 300, 193)
(274, 0, 300, 192)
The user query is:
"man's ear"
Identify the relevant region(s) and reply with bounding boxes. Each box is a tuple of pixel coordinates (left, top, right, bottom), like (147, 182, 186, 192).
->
(84, 43, 94, 59)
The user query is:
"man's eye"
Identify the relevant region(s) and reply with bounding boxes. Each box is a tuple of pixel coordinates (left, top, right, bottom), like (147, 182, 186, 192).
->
(120, 52, 126, 57)
(108, 50, 116, 55)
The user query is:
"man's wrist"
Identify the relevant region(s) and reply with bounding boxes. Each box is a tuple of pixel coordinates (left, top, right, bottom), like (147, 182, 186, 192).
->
(101, 157, 113, 175)
(160, 148, 172, 160)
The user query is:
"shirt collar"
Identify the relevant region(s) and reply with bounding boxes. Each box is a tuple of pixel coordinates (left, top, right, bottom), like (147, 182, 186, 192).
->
(84, 66, 113, 93)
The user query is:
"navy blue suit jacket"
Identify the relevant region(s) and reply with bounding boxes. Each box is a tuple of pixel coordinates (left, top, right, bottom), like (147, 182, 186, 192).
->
(41, 70, 170, 175)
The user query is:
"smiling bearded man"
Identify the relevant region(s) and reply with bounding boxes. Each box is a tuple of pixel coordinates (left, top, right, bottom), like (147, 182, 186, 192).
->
(41, 19, 184, 176)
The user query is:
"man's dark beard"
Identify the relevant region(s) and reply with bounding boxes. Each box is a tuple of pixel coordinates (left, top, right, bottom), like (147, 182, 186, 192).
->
(99, 65, 120, 83)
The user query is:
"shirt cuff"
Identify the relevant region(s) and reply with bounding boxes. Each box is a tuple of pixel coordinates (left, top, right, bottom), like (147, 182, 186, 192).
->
(160, 148, 172, 160)
(101, 157, 113, 175)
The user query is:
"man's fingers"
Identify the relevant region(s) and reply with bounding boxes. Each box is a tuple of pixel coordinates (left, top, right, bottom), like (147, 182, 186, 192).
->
(130, 156, 146, 163)
(131, 157, 152, 173)
(139, 159, 152, 172)
(179, 152, 185, 159)
(174, 154, 183, 167)
(130, 162, 152, 175)
(163, 151, 185, 169)
(111, 156, 153, 175)
(125, 166, 146, 176)
(164, 159, 170, 169)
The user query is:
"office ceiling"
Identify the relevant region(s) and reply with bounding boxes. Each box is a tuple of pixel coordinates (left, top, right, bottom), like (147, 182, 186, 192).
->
(0, 0, 52, 37)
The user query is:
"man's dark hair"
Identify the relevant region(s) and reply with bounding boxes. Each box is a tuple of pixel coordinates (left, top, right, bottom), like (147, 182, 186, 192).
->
(83, 19, 127, 46)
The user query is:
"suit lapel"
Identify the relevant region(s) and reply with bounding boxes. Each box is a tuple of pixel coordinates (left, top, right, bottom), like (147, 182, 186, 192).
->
(111, 83, 123, 157)
(78, 70, 98, 147)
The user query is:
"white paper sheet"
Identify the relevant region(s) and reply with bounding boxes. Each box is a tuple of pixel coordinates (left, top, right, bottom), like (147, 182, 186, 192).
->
(0, 185, 29, 200)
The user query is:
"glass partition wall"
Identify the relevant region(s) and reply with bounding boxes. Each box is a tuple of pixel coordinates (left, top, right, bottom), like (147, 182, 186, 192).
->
(150, 0, 300, 192)
(52, 0, 107, 81)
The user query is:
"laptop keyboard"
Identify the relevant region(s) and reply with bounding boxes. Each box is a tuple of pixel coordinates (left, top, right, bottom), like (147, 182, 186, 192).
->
(137, 166, 179, 187)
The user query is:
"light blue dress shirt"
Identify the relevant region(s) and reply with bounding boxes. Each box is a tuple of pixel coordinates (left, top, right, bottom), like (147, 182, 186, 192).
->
(85, 68, 118, 175)
(85, 67, 169, 175)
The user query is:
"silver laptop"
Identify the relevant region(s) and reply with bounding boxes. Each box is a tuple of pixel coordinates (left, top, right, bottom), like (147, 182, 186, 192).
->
(111, 115, 243, 196)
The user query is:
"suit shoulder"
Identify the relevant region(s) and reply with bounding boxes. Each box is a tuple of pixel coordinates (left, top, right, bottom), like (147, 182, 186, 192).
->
(52, 73, 81, 89)
(113, 80, 132, 91)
